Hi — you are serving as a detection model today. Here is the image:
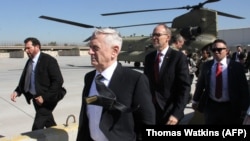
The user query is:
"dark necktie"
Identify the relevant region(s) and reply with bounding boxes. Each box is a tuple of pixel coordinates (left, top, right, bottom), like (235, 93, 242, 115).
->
(154, 52, 162, 83)
(24, 59, 33, 93)
(92, 74, 139, 112)
(215, 62, 222, 99)
(95, 74, 115, 98)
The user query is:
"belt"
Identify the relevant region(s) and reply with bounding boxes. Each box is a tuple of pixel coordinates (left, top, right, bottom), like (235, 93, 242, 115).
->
(209, 97, 230, 105)
(26, 92, 38, 99)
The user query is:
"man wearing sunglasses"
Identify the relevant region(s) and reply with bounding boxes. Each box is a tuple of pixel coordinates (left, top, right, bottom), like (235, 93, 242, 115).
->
(192, 39, 250, 124)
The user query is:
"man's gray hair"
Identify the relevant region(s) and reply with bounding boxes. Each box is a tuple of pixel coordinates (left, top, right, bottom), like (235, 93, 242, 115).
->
(92, 28, 123, 50)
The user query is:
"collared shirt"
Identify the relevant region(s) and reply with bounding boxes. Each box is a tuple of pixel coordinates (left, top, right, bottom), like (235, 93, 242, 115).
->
(29, 51, 40, 95)
(235, 52, 240, 62)
(209, 57, 230, 102)
(87, 61, 118, 141)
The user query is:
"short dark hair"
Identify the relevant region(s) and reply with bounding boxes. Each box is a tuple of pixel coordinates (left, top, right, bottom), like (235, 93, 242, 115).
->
(24, 37, 41, 49)
(212, 39, 227, 47)
(201, 44, 212, 56)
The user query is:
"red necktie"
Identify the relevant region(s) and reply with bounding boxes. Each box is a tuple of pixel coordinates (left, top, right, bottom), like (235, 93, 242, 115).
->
(215, 63, 222, 99)
(154, 52, 162, 83)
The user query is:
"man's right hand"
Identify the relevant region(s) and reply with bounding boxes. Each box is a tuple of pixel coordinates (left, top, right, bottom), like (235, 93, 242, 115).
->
(10, 92, 18, 102)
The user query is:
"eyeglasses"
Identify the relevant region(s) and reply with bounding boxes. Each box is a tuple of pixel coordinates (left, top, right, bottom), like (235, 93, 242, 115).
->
(211, 48, 227, 53)
(151, 33, 168, 37)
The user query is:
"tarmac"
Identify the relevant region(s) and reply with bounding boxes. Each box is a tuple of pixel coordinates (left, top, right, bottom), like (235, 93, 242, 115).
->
(0, 55, 195, 138)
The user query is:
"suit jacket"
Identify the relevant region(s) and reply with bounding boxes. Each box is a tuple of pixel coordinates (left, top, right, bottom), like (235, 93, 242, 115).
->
(77, 63, 155, 141)
(193, 59, 250, 117)
(15, 52, 64, 105)
(245, 51, 250, 69)
(144, 48, 191, 122)
(231, 52, 246, 62)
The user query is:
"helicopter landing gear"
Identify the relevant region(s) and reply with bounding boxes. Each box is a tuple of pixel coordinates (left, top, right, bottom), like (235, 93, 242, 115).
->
(134, 62, 140, 68)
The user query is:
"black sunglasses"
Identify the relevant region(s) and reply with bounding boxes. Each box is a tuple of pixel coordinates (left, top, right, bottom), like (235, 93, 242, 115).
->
(211, 48, 227, 53)
(151, 33, 168, 37)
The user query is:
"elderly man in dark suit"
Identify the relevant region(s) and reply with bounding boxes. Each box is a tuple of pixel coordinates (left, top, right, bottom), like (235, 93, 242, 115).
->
(10, 37, 65, 130)
(192, 39, 250, 124)
(76, 28, 155, 141)
(144, 24, 191, 125)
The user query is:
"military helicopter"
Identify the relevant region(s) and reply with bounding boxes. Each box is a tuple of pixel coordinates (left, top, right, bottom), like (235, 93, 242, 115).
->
(39, 15, 169, 67)
(39, 0, 244, 67)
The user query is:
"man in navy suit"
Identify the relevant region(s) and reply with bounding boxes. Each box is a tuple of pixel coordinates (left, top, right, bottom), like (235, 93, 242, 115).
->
(144, 24, 191, 125)
(11, 37, 64, 130)
(76, 28, 155, 141)
(231, 45, 246, 62)
(192, 39, 250, 124)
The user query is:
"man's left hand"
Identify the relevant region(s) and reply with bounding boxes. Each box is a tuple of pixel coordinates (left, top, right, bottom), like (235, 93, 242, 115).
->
(166, 115, 178, 125)
(35, 96, 44, 106)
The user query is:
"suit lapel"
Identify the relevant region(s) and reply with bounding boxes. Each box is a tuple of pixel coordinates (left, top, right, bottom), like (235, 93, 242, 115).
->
(227, 59, 233, 89)
(108, 63, 122, 91)
(206, 61, 214, 86)
(159, 48, 172, 77)
(83, 71, 96, 97)
(35, 52, 43, 73)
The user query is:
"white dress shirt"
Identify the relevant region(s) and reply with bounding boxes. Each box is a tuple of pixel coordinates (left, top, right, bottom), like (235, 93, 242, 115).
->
(87, 61, 117, 141)
(209, 57, 230, 102)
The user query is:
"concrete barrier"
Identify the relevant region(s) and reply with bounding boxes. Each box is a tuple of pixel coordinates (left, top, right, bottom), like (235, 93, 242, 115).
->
(2, 50, 89, 58)
(0, 123, 78, 141)
(58, 50, 80, 56)
(0, 52, 9, 58)
(0, 115, 78, 141)
(9, 51, 26, 58)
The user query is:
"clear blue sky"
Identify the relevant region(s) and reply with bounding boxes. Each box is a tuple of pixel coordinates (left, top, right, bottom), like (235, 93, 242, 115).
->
(0, 0, 249, 45)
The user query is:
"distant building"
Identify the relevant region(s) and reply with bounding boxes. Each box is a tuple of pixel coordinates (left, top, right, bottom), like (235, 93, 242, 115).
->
(218, 27, 250, 51)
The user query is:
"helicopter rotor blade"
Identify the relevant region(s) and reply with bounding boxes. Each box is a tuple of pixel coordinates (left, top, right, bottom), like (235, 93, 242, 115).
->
(83, 21, 172, 42)
(216, 11, 244, 19)
(83, 36, 92, 42)
(112, 21, 172, 29)
(101, 7, 187, 16)
(101, 0, 220, 16)
(39, 15, 96, 28)
(191, 0, 220, 9)
(202, 0, 220, 6)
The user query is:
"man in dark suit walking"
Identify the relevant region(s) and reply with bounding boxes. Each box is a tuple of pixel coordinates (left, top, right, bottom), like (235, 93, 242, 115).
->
(231, 45, 246, 62)
(144, 24, 191, 125)
(76, 28, 155, 141)
(192, 39, 250, 124)
(11, 37, 65, 130)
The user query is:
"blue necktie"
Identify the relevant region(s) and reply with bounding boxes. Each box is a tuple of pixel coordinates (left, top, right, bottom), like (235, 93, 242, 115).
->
(24, 59, 33, 93)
